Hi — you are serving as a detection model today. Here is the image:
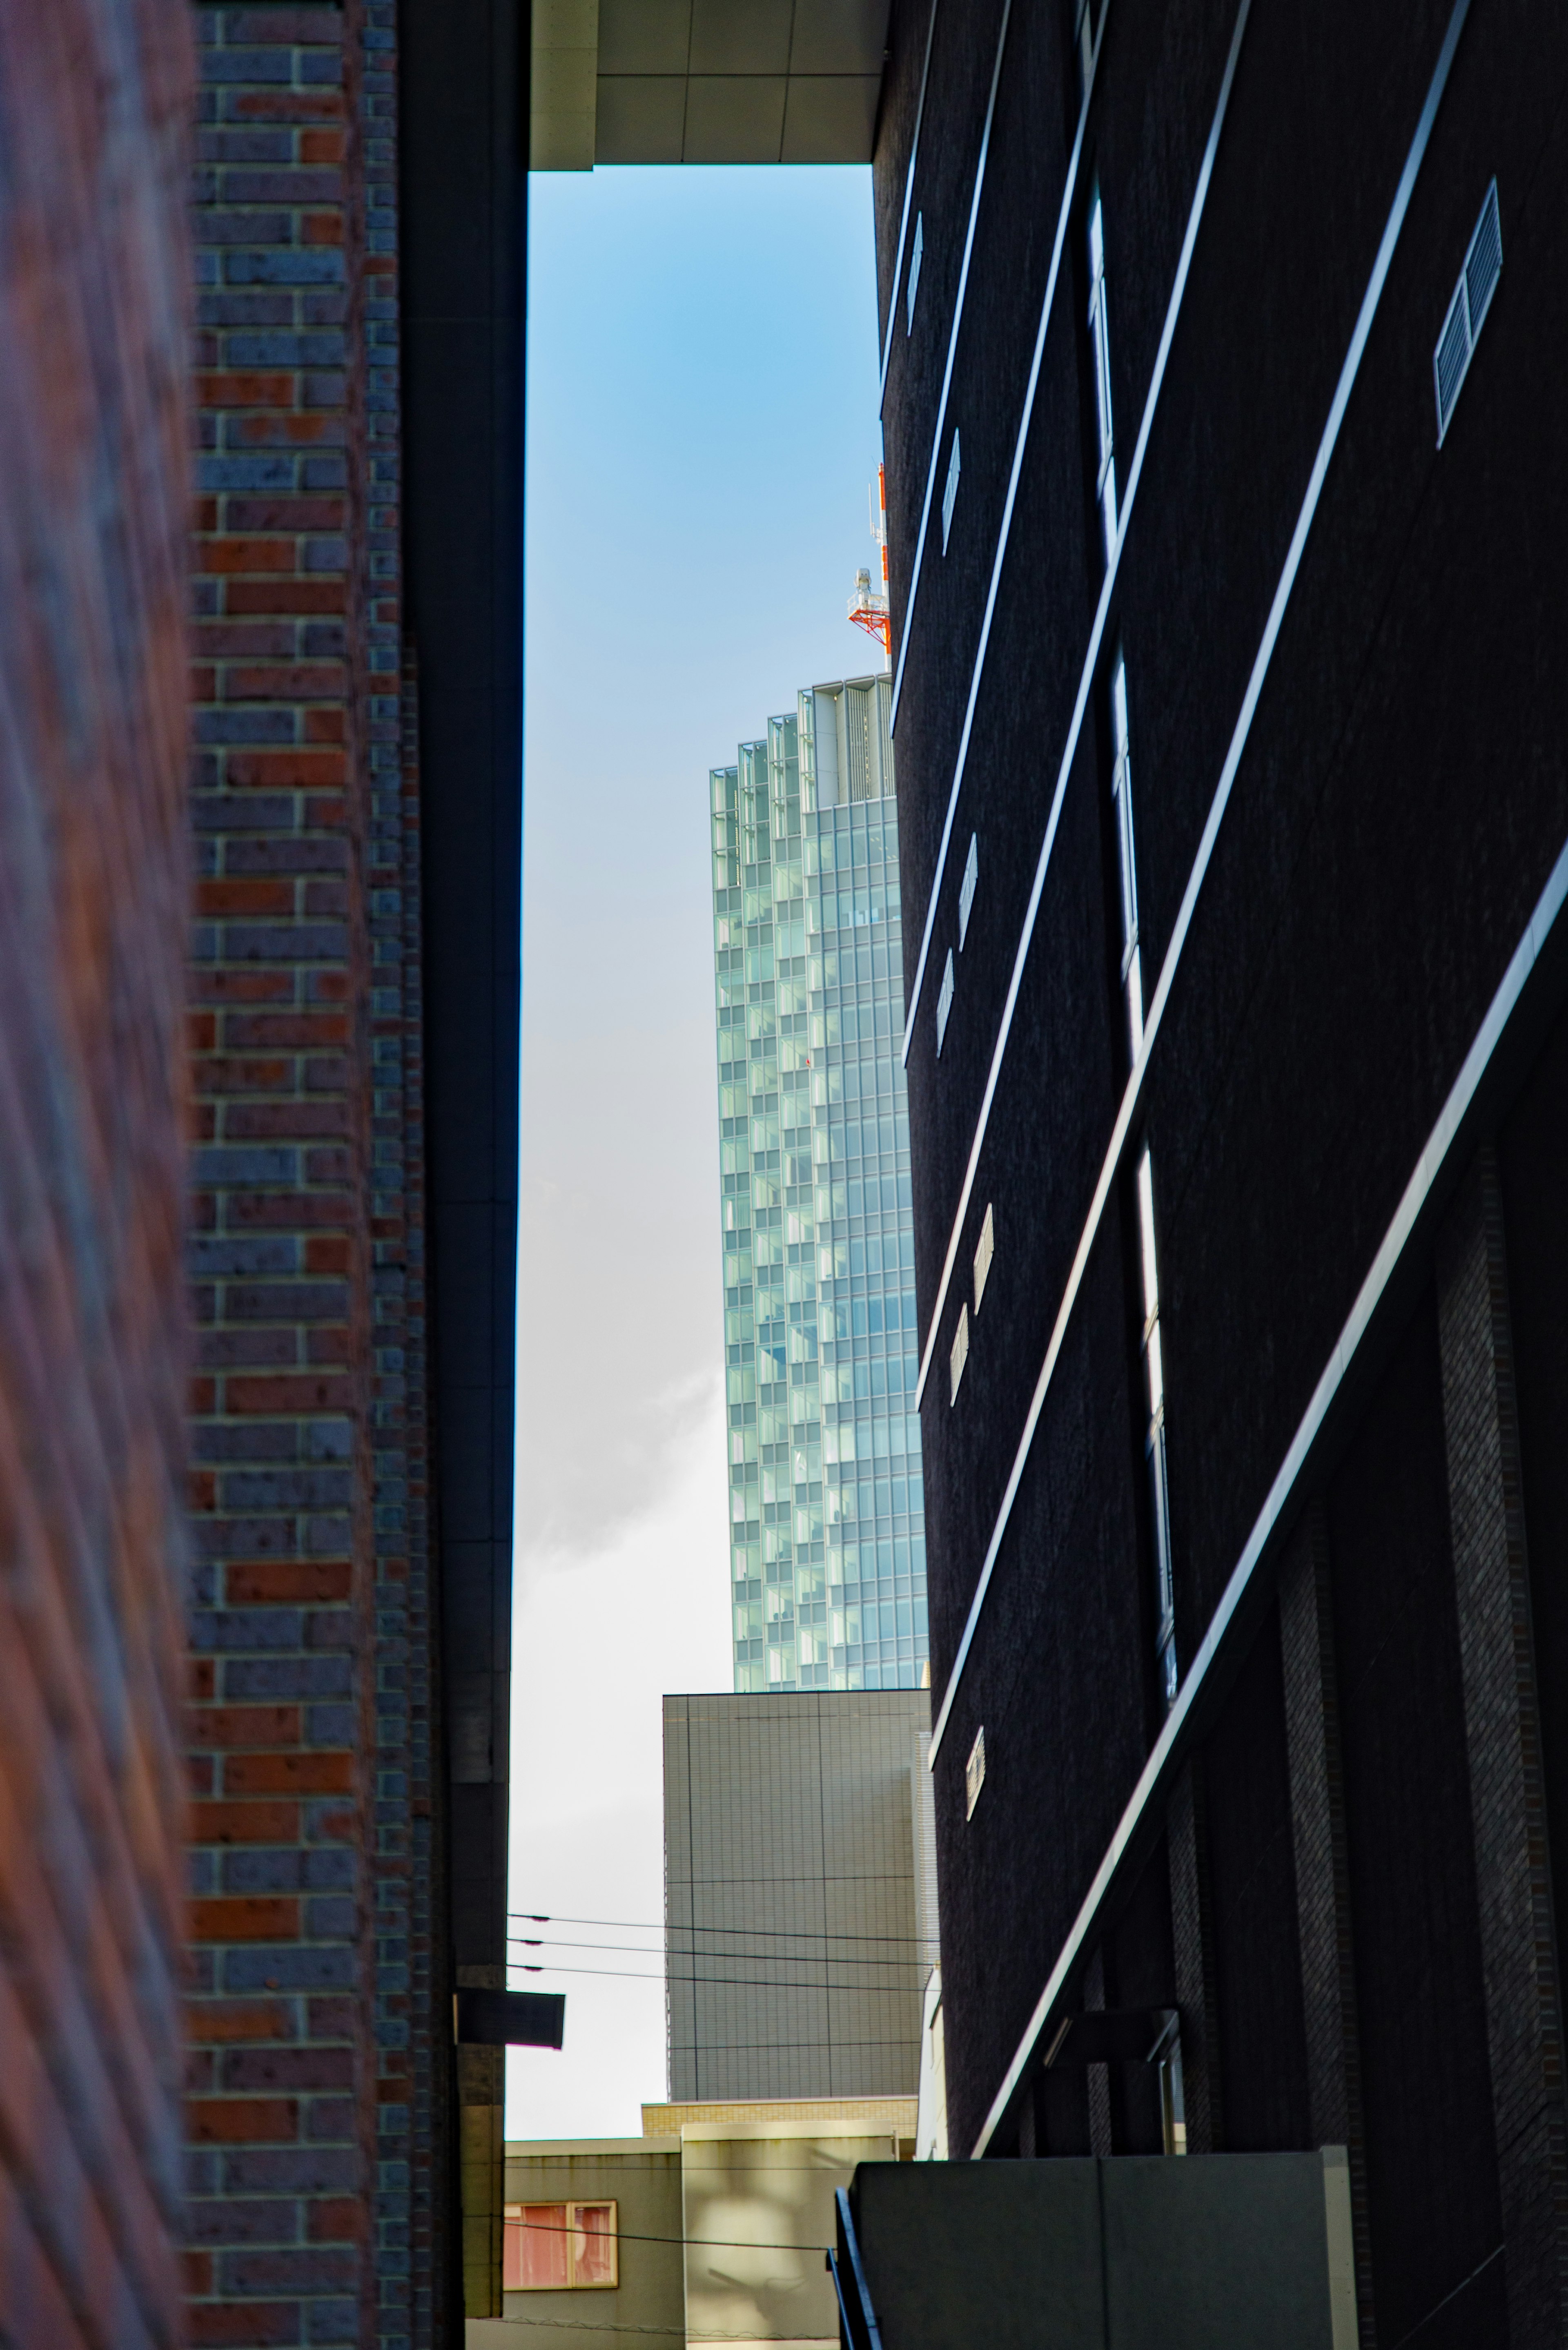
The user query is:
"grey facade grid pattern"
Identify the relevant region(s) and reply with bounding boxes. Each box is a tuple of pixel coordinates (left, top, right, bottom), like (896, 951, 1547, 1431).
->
(664, 1694, 928, 2104)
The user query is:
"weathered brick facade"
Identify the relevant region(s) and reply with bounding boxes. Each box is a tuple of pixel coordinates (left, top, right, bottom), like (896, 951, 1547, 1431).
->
(0, 0, 194, 2341)
(187, 5, 444, 2341)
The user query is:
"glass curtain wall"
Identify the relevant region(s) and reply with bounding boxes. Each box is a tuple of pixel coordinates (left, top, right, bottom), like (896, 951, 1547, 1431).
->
(710, 673, 927, 1695)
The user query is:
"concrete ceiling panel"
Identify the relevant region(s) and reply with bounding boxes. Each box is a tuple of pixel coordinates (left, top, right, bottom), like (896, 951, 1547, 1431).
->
(787, 0, 890, 76)
(780, 73, 882, 162)
(597, 0, 691, 76)
(681, 73, 786, 161)
(688, 0, 792, 76)
(595, 74, 688, 163)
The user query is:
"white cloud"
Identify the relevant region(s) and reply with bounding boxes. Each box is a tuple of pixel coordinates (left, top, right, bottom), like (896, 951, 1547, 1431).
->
(507, 1376, 733, 2140)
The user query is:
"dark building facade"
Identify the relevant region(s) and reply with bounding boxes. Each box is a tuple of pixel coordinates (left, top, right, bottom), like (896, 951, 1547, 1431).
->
(874, 0, 1568, 2341)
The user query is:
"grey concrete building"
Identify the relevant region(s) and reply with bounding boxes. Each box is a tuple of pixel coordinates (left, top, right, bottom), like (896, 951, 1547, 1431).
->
(664, 1692, 936, 2099)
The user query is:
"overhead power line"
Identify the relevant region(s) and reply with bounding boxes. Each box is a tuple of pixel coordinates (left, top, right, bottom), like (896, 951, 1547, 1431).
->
(512, 1934, 924, 1971)
(504, 2215, 832, 2257)
(506, 1952, 926, 1993)
(511, 1909, 926, 1948)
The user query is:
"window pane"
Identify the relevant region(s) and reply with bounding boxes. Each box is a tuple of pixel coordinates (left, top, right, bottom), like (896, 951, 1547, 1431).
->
(503, 2208, 524, 2293)
(573, 2203, 616, 2288)
(520, 2205, 570, 2291)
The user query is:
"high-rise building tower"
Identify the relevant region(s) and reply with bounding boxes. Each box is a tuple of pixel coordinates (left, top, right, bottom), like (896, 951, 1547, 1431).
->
(711, 673, 927, 1695)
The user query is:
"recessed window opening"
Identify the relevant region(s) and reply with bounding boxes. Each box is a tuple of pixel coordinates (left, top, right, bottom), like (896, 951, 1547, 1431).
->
(505, 2202, 619, 2293)
(958, 832, 979, 947)
(1135, 1145, 1176, 1709)
(965, 1724, 986, 1818)
(973, 1202, 994, 1313)
(1149, 2011, 1187, 2157)
(941, 429, 961, 553)
(1109, 653, 1143, 1055)
(949, 1303, 969, 1403)
(1087, 186, 1117, 562)
(1434, 177, 1501, 446)
(936, 946, 955, 1054)
(906, 211, 924, 334)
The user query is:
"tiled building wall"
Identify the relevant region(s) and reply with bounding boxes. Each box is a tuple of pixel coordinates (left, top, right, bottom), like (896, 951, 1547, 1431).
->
(0, 0, 195, 2341)
(664, 1692, 929, 2103)
(187, 4, 442, 2343)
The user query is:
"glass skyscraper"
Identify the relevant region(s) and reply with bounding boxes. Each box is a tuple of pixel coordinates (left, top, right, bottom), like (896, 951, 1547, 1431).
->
(710, 671, 927, 1695)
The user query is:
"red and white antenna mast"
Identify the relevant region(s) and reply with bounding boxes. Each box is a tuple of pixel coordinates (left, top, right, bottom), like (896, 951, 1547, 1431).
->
(847, 464, 891, 659)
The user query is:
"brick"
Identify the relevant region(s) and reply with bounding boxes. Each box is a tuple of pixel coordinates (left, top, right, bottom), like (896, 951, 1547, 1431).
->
(190, 1706, 302, 1749)
(224, 1755, 354, 1797)
(225, 750, 345, 787)
(188, 2001, 296, 2047)
(224, 1376, 355, 1415)
(225, 1562, 353, 1604)
(190, 2099, 300, 2145)
(197, 536, 298, 575)
(190, 1898, 301, 1944)
(192, 1802, 303, 1847)
(186, 2199, 301, 2245)
(187, 2303, 302, 2348)
(225, 2050, 354, 2097)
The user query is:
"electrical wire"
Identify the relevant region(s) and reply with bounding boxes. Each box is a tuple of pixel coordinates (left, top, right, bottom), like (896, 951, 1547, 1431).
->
(506, 1955, 925, 1992)
(511, 1909, 926, 1948)
(511, 1934, 924, 1971)
(485, 2323, 811, 2339)
(502, 2216, 832, 2257)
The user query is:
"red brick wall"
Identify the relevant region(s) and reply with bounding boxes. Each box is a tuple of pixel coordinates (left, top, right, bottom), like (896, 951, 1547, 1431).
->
(0, 0, 194, 2343)
(187, 6, 442, 2343)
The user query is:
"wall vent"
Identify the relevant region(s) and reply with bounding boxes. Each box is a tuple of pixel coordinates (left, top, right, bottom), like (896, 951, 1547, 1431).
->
(935, 947, 954, 1055)
(1434, 178, 1501, 446)
(958, 832, 978, 947)
(964, 1726, 986, 1819)
(941, 430, 960, 553)
(906, 212, 923, 334)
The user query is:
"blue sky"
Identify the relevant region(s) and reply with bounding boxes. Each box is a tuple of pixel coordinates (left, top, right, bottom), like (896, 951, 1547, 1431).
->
(510, 164, 883, 2138)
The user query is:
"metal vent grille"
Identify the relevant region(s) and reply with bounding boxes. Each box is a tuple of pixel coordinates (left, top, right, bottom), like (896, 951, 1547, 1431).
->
(1434, 178, 1501, 446)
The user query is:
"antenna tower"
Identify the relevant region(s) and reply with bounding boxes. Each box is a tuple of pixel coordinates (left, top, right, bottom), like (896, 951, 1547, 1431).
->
(847, 464, 891, 658)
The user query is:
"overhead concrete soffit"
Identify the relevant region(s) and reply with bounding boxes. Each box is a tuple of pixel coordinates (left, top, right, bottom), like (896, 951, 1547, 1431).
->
(530, 0, 890, 169)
